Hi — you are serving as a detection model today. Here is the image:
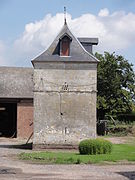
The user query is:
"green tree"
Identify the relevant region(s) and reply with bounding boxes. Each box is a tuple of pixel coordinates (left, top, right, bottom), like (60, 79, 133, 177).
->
(95, 52, 135, 119)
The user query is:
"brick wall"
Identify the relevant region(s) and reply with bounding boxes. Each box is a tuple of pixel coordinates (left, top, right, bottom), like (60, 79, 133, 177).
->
(17, 102, 33, 139)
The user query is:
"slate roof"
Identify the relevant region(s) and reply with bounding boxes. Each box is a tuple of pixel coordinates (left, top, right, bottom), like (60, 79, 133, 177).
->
(78, 38, 98, 45)
(32, 23, 99, 64)
(0, 67, 33, 99)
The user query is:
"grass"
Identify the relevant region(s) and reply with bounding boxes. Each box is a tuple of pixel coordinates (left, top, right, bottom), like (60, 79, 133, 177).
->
(19, 144, 135, 164)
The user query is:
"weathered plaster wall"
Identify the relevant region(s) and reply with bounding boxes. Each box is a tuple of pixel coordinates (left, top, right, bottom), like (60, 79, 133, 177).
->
(17, 102, 33, 139)
(33, 62, 97, 148)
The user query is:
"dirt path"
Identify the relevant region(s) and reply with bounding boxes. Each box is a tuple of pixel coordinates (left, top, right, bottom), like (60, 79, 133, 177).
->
(104, 136, 135, 144)
(0, 138, 135, 180)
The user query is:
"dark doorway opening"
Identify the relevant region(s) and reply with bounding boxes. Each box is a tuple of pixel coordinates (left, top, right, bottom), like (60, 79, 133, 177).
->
(0, 103, 17, 138)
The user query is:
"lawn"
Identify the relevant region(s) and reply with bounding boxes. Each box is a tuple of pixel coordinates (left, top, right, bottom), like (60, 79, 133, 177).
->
(19, 144, 135, 164)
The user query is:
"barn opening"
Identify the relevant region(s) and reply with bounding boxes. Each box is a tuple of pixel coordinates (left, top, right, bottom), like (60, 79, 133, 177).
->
(0, 103, 17, 138)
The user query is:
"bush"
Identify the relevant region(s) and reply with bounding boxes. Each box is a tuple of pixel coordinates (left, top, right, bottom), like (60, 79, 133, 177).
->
(117, 113, 135, 123)
(131, 125, 135, 136)
(79, 138, 112, 155)
(108, 124, 134, 136)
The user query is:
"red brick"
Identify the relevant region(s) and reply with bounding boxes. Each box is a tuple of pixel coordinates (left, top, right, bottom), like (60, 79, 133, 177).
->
(17, 102, 33, 139)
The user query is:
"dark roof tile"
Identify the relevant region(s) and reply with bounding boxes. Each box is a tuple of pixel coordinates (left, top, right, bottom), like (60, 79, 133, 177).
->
(32, 24, 99, 64)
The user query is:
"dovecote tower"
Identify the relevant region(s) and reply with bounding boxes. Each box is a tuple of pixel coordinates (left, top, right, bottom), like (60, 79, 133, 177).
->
(32, 22, 99, 149)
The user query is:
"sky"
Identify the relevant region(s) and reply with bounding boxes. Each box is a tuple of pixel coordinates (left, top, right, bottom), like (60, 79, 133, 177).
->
(0, 0, 135, 69)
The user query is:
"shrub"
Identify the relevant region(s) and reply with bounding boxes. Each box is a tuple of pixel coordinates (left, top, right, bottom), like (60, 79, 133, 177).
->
(79, 138, 112, 155)
(108, 124, 134, 136)
(117, 112, 135, 123)
(131, 125, 135, 136)
(76, 158, 81, 164)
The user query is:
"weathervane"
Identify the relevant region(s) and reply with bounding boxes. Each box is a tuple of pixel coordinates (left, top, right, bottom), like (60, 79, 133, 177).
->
(64, 6, 67, 25)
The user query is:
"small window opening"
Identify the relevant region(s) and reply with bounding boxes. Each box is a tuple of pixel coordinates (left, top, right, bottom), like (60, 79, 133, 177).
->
(60, 36, 71, 56)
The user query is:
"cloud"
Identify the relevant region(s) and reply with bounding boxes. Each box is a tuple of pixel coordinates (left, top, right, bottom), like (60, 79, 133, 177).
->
(14, 13, 67, 60)
(14, 9, 135, 59)
(98, 8, 109, 17)
(0, 9, 131, 67)
(0, 41, 8, 65)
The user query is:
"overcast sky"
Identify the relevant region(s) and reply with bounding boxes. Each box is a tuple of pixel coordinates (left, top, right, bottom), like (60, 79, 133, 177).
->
(0, 0, 135, 69)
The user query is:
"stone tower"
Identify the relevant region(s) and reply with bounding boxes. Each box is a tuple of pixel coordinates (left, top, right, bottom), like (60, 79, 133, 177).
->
(32, 22, 99, 149)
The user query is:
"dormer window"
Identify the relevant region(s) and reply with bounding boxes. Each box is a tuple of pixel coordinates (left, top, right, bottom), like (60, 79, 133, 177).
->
(60, 34, 72, 56)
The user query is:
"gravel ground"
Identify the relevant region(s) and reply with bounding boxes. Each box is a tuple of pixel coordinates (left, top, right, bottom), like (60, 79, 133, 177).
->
(0, 138, 135, 180)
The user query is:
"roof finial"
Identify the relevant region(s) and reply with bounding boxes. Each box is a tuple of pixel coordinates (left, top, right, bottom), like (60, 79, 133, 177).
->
(64, 6, 67, 25)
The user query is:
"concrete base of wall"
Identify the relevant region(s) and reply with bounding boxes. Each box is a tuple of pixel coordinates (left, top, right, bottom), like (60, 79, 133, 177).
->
(33, 144, 78, 150)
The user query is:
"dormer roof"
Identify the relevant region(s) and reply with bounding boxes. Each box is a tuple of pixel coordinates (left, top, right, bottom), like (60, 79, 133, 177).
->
(59, 33, 72, 41)
(32, 23, 99, 65)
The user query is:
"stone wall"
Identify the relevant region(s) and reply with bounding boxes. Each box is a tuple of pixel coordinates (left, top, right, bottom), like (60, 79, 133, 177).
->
(33, 62, 97, 148)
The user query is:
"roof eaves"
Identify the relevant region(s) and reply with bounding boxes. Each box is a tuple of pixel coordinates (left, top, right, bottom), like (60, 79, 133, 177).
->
(59, 33, 72, 40)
